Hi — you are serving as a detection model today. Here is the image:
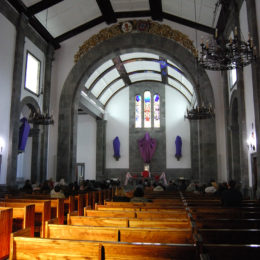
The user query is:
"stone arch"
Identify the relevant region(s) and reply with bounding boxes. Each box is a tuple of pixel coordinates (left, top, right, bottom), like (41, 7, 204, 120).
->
(19, 96, 42, 184)
(57, 32, 217, 182)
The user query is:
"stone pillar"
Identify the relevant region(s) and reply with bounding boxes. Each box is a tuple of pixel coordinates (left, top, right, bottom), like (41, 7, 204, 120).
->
(40, 44, 54, 183)
(246, 0, 260, 198)
(6, 14, 27, 186)
(30, 127, 41, 184)
(96, 119, 106, 180)
(190, 120, 199, 181)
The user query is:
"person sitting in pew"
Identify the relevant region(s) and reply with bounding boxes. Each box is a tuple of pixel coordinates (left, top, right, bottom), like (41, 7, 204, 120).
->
(50, 184, 65, 199)
(130, 187, 149, 202)
(221, 180, 242, 207)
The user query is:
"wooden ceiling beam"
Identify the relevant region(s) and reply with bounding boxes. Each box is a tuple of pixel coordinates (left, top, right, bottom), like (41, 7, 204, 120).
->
(149, 0, 163, 21)
(96, 0, 117, 24)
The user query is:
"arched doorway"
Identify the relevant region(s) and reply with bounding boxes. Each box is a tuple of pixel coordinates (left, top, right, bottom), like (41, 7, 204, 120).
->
(57, 31, 217, 183)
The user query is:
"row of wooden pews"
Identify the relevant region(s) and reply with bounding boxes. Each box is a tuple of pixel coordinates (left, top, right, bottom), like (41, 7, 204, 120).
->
(9, 191, 200, 259)
(0, 188, 112, 259)
(182, 191, 260, 259)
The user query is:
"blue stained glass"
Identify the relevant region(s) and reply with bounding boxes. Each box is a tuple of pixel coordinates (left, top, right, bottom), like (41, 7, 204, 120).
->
(135, 95, 142, 128)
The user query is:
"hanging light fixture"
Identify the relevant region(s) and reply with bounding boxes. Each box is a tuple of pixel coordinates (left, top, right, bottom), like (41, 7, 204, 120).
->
(28, 112, 54, 125)
(185, 0, 215, 120)
(198, 1, 256, 71)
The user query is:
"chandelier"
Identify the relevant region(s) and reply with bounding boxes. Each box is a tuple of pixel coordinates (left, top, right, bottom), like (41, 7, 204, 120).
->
(28, 112, 54, 125)
(185, 103, 214, 120)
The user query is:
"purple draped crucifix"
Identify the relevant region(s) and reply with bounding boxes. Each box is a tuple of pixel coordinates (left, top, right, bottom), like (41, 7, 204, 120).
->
(113, 136, 120, 161)
(138, 132, 157, 163)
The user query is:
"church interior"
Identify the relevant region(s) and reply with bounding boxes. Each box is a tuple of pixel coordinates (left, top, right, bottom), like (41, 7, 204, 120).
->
(1, 0, 260, 259)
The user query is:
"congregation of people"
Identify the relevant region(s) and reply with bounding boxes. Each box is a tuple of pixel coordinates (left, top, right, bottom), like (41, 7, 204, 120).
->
(18, 177, 244, 206)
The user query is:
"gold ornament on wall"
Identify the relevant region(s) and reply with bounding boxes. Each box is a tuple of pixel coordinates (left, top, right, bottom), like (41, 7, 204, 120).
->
(74, 20, 197, 63)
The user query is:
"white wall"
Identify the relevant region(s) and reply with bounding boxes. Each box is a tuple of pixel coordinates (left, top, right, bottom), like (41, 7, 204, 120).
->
(240, 1, 256, 187)
(105, 87, 129, 168)
(165, 85, 191, 168)
(0, 14, 16, 184)
(77, 114, 97, 180)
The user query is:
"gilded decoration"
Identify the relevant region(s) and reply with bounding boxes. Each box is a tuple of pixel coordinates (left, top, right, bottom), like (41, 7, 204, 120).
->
(74, 20, 197, 63)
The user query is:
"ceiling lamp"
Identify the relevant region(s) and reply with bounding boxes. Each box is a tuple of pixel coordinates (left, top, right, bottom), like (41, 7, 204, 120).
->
(199, 27, 256, 71)
(28, 112, 54, 125)
(185, 102, 214, 120)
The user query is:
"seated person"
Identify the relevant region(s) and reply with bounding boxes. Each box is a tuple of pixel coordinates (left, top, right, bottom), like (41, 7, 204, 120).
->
(153, 183, 165, 191)
(130, 187, 149, 202)
(50, 184, 65, 199)
(221, 180, 242, 207)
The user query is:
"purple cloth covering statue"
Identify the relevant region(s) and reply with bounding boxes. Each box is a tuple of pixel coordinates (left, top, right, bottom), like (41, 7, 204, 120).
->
(18, 117, 31, 152)
(175, 136, 182, 160)
(138, 132, 157, 163)
(113, 136, 120, 160)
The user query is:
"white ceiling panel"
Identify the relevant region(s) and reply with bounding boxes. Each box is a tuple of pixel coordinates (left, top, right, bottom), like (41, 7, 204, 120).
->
(124, 60, 161, 73)
(130, 72, 162, 83)
(111, 0, 149, 12)
(85, 60, 114, 89)
(162, 0, 219, 27)
(91, 68, 120, 97)
(99, 79, 125, 105)
(22, 0, 41, 7)
(120, 52, 159, 61)
(35, 0, 102, 37)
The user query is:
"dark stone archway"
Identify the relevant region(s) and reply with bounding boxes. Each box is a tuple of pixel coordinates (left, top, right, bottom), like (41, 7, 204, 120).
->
(57, 32, 217, 183)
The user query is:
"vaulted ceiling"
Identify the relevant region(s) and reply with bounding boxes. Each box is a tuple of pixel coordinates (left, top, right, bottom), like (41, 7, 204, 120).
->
(7, 0, 231, 49)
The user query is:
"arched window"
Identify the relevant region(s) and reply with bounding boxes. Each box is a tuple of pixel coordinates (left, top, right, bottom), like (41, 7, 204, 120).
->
(144, 91, 151, 128)
(154, 94, 160, 128)
(135, 95, 142, 128)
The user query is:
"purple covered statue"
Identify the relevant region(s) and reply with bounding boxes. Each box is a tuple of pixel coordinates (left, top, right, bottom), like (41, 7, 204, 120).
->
(138, 132, 157, 163)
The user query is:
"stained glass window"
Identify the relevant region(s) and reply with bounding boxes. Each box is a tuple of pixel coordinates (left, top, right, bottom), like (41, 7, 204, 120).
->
(144, 91, 151, 128)
(135, 95, 142, 128)
(154, 94, 160, 128)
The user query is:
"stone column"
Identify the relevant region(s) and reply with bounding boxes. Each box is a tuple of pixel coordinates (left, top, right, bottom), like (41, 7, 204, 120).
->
(96, 119, 106, 181)
(30, 126, 41, 184)
(40, 44, 54, 183)
(6, 14, 27, 186)
(246, 0, 260, 198)
(190, 120, 199, 181)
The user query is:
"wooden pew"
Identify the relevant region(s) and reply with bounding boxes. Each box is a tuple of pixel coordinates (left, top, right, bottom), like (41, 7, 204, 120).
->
(197, 229, 260, 244)
(45, 219, 118, 241)
(129, 218, 191, 228)
(68, 215, 191, 228)
(85, 209, 188, 219)
(45, 219, 194, 243)
(74, 194, 84, 216)
(0, 207, 12, 260)
(0, 202, 35, 236)
(202, 244, 260, 260)
(2, 199, 51, 237)
(85, 209, 136, 218)
(102, 242, 198, 259)
(10, 226, 198, 260)
(5, 195, 64, 224)
(196, 218, 260, 229)
(9, 228, 102, 260)
(68, 215, 129, 227)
